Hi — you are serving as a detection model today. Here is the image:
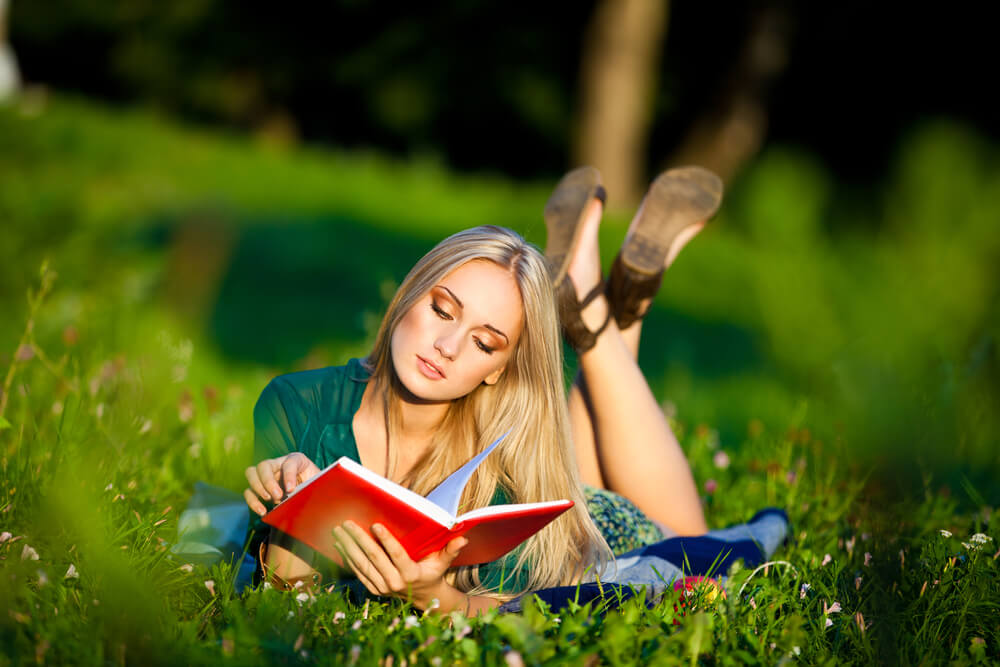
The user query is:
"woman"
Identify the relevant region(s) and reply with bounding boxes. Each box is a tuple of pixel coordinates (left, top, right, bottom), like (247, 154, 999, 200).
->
(243, 166, 723, 615)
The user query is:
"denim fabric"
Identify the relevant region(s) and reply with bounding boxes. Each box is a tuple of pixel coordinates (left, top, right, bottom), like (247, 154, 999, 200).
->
(497, 509, 788, 613)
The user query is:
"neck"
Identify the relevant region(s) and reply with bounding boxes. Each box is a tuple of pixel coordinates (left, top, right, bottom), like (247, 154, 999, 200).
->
(396, 394, 449, 443)
(366, 377, 451, 476)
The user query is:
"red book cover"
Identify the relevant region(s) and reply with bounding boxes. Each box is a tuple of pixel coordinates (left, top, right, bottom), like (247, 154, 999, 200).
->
(262, 456, 573, 567)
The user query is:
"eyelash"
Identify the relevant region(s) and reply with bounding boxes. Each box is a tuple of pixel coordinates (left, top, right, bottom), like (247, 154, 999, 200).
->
(430, 300, 495, 355)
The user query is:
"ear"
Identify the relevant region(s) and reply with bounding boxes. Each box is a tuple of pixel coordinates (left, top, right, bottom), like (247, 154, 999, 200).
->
(483, 365, 506, 386)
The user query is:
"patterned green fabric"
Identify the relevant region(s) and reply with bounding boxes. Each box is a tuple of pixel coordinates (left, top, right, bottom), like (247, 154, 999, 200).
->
(584, 486, 665, 555)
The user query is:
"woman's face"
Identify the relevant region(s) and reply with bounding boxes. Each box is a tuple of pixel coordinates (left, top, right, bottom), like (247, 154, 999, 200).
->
(391, 259, 525, 402)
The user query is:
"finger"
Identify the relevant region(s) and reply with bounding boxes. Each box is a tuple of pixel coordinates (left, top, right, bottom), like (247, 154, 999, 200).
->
(343, 522, 405, 589)
(256, 458, 285, 500)
(244, 466, 271, 502)
(335, 541, 382, 596)
(371, 523, 419, 578)
(334, 526, 390, 593)
(444, 535, 470, 559)
(242, 488, 268, 516)
(282, 457, 302, 495)
(298, 456, 321, 480)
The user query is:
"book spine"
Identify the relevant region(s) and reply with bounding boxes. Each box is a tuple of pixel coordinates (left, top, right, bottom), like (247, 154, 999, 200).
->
(409, 521, 467, 562)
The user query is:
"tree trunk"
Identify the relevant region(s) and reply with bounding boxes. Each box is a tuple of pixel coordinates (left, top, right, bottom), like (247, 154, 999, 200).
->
(667, 5, 791, 184)
(574, 0, 670, 209)
(0, 0, 21, 101)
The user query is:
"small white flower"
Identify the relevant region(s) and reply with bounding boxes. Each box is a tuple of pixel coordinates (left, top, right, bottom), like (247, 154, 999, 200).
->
(0, 531, 12, 544)
(864, 552, 872, 566)
(65, 564, 79, 579)
(333, 611, 346, 623)
(204, 580, 216, 596)
(21, 545, 39, 561)
(792, 646, 801, 656)
(970, 533, 992, 545)
(404, 615, 419, 629)
(179, 563, 194, 573)
(826, 601, 841, 614)
(351, 620, 362, 631)
(821, 553, 832, 567)
(295, 592, 310, 604)
(939, 529, 953, 538)
(799, 583, 810, 599)
(713, 451, 730, 470)
(962, 542, 973, 550)
(825, 617, 833, 628)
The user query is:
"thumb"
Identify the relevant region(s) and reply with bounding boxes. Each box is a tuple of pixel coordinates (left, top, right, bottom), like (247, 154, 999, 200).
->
(448, 536, 469, 557)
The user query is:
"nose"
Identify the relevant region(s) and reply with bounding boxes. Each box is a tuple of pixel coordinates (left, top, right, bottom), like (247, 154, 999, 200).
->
(434, 329, 458, 361)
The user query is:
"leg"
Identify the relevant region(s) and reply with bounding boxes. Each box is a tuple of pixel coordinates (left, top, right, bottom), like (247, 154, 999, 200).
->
(574, 300, 707, 535)
(562, 182, 716, 535)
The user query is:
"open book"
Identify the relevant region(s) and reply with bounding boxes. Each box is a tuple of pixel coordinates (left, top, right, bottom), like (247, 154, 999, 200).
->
(261, 434, 573, 567)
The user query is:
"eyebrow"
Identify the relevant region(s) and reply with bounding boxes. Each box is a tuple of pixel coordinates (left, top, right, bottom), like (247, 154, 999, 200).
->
(437, 285, 510, 345)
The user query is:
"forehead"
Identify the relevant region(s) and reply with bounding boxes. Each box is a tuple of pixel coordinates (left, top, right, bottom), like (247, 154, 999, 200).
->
(438, 260, 524, 331)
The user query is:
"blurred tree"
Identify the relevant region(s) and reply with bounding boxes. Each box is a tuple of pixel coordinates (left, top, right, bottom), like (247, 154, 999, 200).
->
(667, 3, 790, 184)
(0, 0, 20, 100)
(574, 0, 669, 208)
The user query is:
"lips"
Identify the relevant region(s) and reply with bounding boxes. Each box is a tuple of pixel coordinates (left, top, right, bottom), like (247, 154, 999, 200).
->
(416, 355, 446, 380)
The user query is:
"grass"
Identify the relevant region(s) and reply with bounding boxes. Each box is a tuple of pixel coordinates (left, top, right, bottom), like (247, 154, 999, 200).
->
(1, 95, 999, 664)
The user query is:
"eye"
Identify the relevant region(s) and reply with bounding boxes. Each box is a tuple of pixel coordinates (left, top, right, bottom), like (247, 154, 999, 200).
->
(431, 300, 453, 320)
(474, 338, 495, 355)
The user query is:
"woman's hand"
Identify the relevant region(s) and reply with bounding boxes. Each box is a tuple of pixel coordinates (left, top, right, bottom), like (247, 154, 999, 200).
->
(243, 453, 321, 516)
(334, 521, 468, 610)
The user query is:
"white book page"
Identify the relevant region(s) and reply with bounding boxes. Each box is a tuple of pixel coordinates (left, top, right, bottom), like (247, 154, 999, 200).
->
(424, 432, 507, 515)
(275, 457, 455, 527)
(456, 499, 572, 522)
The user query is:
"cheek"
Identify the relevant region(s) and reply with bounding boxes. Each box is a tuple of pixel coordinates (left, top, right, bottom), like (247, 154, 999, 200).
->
(393, 305, 424, 346)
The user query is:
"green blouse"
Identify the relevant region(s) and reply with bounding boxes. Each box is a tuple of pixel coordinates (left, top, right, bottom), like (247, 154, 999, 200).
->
(252, 358, 526, 593)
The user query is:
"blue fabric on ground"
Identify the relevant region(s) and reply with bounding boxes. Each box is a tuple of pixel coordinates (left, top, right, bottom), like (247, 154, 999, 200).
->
(171, 482, 258, 591)
(497, 508, 788, 613)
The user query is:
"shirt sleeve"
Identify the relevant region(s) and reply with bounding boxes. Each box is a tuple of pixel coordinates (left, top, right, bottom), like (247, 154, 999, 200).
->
(253, 376, 310, 461)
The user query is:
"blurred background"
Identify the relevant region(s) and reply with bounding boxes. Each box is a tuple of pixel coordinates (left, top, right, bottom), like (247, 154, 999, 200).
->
(2, 0, 998, 502)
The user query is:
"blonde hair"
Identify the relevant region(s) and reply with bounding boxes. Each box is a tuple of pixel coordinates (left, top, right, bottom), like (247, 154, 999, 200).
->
(364, 225, 610, 597)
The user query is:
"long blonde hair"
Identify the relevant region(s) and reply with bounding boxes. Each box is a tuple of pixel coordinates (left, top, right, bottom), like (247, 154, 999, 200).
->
(364, 225, 610, 597)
